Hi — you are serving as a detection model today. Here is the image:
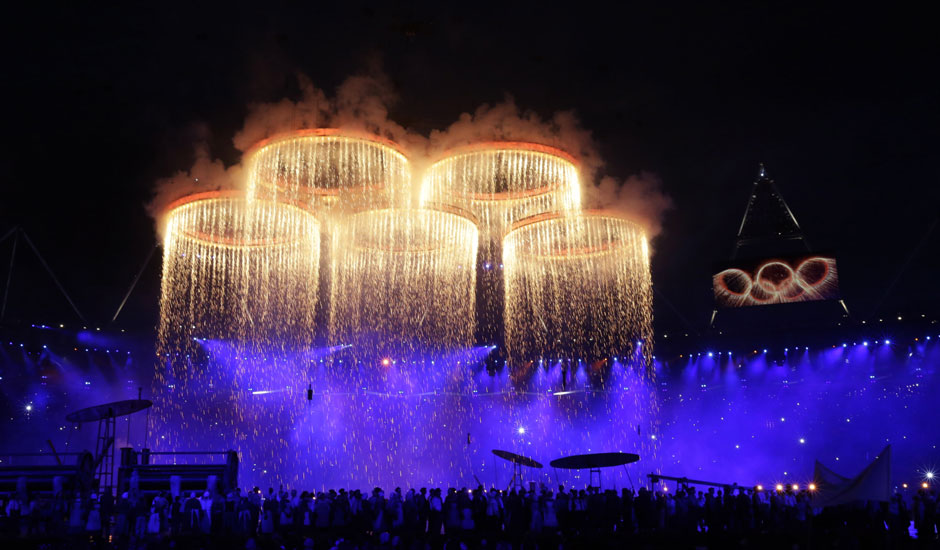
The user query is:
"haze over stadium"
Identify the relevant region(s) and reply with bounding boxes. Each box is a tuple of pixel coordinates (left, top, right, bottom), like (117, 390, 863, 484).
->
(1, 4, 937, 548)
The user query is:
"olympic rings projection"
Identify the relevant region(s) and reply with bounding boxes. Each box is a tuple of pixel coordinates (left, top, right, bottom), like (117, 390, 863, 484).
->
(713, 255, 839, 307)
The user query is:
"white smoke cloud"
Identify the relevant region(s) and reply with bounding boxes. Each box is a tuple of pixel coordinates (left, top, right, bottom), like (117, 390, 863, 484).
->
(150, 74, 671, 242)
(147, 141, 244, 240)
(428, 98, 604, 180)
(149, 69, 426, 237)
(583, 173, 673, 239)
(430, 98, 671, 238)
(232, 71, 426, 153)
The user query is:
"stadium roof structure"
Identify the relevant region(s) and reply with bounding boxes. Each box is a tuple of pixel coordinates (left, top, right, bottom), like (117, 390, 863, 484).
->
(732, 163, 809, 258)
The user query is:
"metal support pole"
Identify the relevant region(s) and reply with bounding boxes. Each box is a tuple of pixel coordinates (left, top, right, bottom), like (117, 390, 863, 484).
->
(20, 231, 87, 324)
(590, 467, 601, 489)
(111, 244, 157, 324)
(0, 227, 17, 245)
(1, 229, 18, 320)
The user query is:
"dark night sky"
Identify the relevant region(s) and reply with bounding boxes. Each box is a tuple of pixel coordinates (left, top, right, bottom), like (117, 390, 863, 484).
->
(2, 3, 938, 331)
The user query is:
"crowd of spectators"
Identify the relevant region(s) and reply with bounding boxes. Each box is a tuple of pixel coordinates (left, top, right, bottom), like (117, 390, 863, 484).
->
(1, 483, 937, 549)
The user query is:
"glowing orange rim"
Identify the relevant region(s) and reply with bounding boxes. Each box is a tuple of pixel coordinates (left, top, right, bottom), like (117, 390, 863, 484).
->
(244, 128, 409, 160)
(343, 207, 478, 254)
(165, 190, 318, 248)
(164, 189, 244, 213)
(505, 210, 647, 259)
(507, 210, 644, 233)
(436, 141, 579, 167)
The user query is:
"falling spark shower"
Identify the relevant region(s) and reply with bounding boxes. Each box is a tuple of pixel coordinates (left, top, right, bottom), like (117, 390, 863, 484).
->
(421, 142, 581, 258)
(501, 210, 659, 470)
(503, 211, 654, 371)
(150, 134, 662, 488)
(328, 207, 479, 358)
(246, 129, 411, 221)
(421, 142, 581, 341)
(153, 191, 320, 468)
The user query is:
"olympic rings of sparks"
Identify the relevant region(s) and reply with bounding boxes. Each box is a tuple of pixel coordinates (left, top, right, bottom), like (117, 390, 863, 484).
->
(155, 193, 321, 466)
(421, 141, 583, 342)
(329, 207, 479, 356)
(506, 210, 651, 260)
(153, 134, 665, 487)
(163, 190, 317, 248)
(503, 211, 653, 368)
(713, 256, 838, 307)
(245, 128, 411, 216)
(420, 141, 581, 254)
(159, 192, 321, 345)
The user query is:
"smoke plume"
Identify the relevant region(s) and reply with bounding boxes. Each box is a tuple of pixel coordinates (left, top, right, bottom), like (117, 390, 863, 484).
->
(149, 70, 424, 237)
(147, 142, 244, 240)
(150, 74, 671, 241)
(583, 173, 673, 239)
(430, 98, 671, 238)
(233, 72, 426, 152)
(428, 98, 603, 180)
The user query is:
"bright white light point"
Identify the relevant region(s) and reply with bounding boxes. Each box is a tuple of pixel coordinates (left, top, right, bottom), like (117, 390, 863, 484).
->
(927, 472, 935, 479)
(517, 427, 525, 435)
(25, 405, 32, 412)
(799, 438, 805, 444)
(651, 434, 657, 440)
(780, 417, 786, 422)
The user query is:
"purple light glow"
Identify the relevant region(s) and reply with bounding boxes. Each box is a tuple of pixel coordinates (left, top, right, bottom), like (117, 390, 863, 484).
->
(2, 332, 937, 491)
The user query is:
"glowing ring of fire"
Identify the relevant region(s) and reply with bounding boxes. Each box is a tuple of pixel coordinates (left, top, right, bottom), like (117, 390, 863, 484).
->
(165, 192, 319, 249)
(504, 210, 647, 259)
(425, 142, 580, 201)
(436, 141, 579, 167)
(508, 210, 640, 232)
(245, 128, 409, 159)
(247, 129, 410, 205)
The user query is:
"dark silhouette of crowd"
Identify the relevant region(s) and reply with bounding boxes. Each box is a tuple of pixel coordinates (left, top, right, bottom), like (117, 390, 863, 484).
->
(1, 483, 937, 549)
